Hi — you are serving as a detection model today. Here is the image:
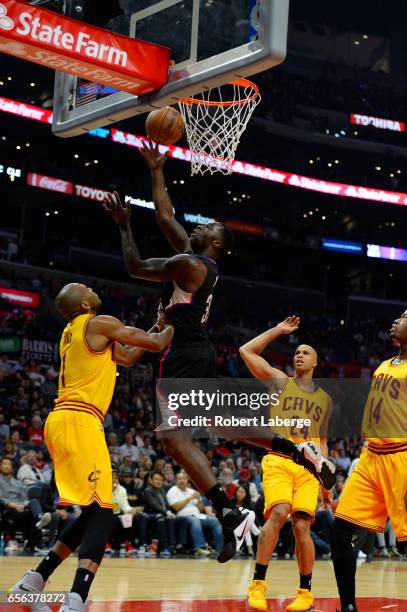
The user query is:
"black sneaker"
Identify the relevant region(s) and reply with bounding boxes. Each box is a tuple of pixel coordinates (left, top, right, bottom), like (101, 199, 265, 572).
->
(217, 507, 255, 564)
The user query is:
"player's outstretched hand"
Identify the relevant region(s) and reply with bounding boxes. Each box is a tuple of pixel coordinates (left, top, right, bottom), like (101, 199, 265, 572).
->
(140, 139, 168, 170)
(102, 191, 130, 227)
(276, 315, 300, 335)
(294, 441, 337, 490)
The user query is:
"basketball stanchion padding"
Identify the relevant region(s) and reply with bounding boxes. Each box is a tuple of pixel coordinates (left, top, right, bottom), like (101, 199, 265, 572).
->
(177, 79, 261, 176)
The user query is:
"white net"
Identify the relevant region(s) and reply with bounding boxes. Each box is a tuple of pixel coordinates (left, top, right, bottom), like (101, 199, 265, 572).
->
(177, 79, 261, 176)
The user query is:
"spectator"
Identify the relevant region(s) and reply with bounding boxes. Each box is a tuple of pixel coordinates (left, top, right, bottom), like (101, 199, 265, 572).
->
(336, 449, 351, 473)
(167, 471, 223, 556)
(119, 432, 140, 464)
(107, 471, 147, 555)
(162, 464, 175, 493)
(143, 472, 184, 556)
(0, 413, 10, 442)
(235, 468, 259, 504)
(35, 450, 52, 483)
(310, 489, 334, 557)
(17, 450, 45, 487)
(219, 468, 237, 499)
(2, 440, 20, 471)
(27, 415, 44, 447)
(107, 432, 122, 465)
(119, 467, 151, 554)
(139, 435, 157, 460)
(0, 457, 49, 550)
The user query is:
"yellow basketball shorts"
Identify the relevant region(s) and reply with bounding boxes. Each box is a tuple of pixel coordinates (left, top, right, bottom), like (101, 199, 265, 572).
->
(45, 410, 113, 509)
(335, 448, 407, 541)
(262, 453, 318, 520)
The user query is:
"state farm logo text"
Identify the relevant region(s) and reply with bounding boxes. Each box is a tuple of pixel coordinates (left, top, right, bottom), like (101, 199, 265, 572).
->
(4, 8, 127, 67)
(0, 3, 14, 30)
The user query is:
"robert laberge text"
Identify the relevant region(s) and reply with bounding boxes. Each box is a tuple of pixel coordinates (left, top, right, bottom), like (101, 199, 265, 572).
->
(167, 415, 312, 428)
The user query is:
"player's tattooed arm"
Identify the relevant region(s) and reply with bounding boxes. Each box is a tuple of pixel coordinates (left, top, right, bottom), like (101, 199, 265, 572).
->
(239, 316, 300, 386)
(140, 140, 191, 254)
(102, 192, 204, 288)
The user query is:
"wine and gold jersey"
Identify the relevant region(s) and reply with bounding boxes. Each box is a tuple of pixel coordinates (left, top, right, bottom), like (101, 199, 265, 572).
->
(362, 358, 407, 454)
(54, 313, 117, 421)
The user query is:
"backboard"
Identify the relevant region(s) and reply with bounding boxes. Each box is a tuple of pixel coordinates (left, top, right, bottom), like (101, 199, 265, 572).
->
(52, 0, 289, 137)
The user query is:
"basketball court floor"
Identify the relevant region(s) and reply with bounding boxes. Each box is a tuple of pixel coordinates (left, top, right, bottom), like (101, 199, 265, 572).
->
(0, 557, 405, 610)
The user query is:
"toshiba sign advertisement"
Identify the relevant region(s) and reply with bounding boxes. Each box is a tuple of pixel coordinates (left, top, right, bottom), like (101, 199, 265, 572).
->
(0, 0, 170, 94)
(350, 113, 406, 133)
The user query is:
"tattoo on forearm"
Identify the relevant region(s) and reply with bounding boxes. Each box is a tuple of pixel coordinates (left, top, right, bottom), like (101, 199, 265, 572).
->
(120, 224, 140, 273)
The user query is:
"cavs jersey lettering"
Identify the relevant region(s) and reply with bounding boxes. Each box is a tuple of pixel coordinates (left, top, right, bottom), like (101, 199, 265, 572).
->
(54, 313, 116, 422)
(269, 377, 330, 450)
(362, 358, 407, 453)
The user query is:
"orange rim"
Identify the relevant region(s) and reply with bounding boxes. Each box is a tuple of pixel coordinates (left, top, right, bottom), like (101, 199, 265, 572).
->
(179, 79, 260, 108)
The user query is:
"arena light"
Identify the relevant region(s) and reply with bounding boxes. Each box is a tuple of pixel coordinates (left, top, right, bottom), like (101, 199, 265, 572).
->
(366, 244, 407, 262)
(322, 239, 363, 254)
(0, 163, 22, 180)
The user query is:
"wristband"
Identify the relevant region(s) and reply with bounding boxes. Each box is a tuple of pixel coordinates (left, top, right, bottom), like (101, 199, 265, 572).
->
(271, 435, 298, 457)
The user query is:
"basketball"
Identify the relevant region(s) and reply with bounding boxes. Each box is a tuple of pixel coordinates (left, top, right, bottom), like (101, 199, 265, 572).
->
(145, 106, 185, 145)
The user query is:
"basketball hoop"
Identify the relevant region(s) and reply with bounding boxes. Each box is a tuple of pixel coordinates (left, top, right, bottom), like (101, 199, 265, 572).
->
(178, 79, 261, 176)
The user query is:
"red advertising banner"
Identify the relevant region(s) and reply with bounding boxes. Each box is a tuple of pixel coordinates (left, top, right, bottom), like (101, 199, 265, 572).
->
(0, 286, 40, 307)
(0, 95, 53, 123)
(0, 0, 170, 95)
(350, 113, 406, 133)
(27, 172, 73, 194)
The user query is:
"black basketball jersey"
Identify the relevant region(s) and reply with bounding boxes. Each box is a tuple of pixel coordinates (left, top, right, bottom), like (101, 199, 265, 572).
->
(161, 255, 218, 342)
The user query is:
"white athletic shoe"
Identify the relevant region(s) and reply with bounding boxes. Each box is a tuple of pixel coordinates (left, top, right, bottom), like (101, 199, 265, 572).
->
(9, 570, 51, 612)
(59, 592, 87, 611)
(217, 507, 255, 563)
(296, 441, 337, 489)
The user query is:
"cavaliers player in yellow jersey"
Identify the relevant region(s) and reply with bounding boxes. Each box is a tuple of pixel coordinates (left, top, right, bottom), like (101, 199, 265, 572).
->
(11, 283, 173, 612)
(240, 316, 335, 612)
(331, 310, 407, 612)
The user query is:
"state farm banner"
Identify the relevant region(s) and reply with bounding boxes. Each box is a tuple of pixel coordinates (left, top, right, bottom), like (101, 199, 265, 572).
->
(0, 286, 40, 307)
(27, 172, 73, 194)
(0, 95, 52, 123)
(0, 1, 170, 95)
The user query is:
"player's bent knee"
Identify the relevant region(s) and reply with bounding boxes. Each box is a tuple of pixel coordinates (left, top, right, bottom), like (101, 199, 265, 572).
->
(269, 504, 290, 525)
(292, 513, 312, 537)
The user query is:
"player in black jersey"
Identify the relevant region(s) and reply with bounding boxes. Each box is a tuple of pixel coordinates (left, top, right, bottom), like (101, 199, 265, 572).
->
(102, 142, 336, 562)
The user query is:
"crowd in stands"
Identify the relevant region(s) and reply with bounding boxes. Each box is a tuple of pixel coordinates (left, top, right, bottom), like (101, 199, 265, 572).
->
(0, 264, 396, 373)
(0, 348, 405, 559)
(0, 263, 404, 557)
